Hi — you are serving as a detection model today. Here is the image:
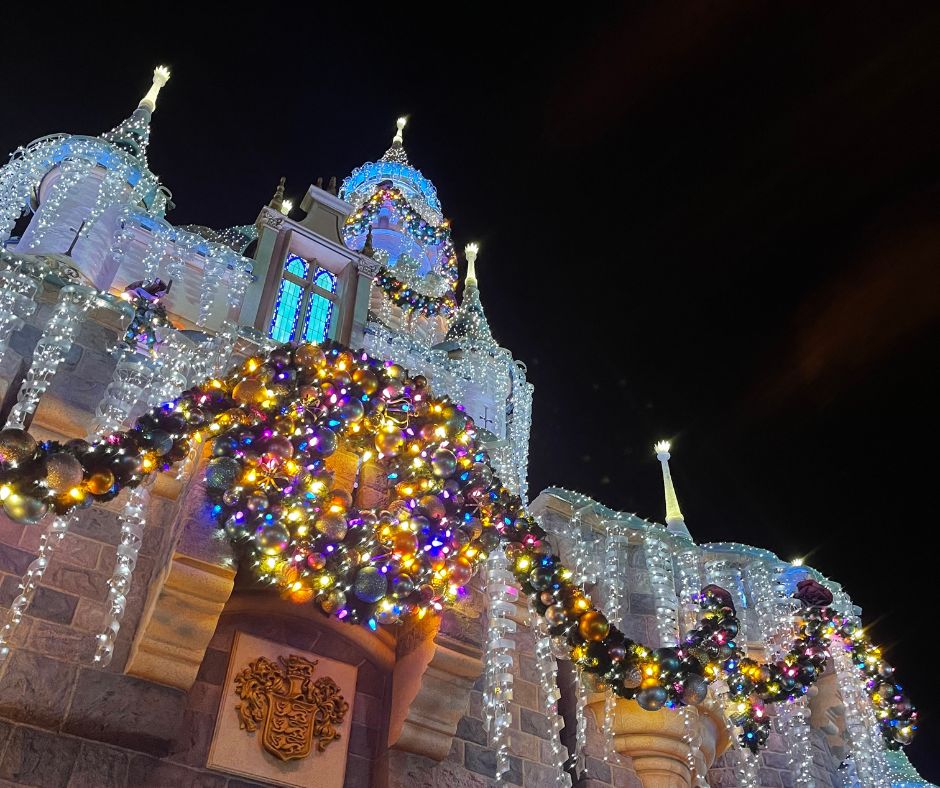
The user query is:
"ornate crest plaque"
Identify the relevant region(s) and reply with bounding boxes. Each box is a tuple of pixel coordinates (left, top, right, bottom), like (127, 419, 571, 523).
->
(234, 654, 349, 761)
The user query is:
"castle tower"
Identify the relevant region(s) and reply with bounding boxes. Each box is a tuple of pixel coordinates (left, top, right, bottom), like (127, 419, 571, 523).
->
(339, 118, 457, 344)
(14, 66, 171, 289)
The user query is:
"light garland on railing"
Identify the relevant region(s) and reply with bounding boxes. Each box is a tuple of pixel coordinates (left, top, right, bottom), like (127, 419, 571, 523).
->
(0, 134, 162, 250)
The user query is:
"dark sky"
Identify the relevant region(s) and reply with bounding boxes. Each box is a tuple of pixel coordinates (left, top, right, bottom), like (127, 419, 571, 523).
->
(5, 3, 939, 777)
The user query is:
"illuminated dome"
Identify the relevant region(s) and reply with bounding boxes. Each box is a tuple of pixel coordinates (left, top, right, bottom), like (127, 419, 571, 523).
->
(340, 117, 443, 225)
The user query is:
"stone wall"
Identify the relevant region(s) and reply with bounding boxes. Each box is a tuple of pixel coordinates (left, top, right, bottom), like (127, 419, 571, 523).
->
(383, 595, 644, 788)
(706, 728, 844, 788)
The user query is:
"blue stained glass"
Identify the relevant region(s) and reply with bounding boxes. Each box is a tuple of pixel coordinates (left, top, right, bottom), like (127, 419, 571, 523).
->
(302, 269, 336, 343)
(269, 278, 304, 342)
(286, 254, 308, 278)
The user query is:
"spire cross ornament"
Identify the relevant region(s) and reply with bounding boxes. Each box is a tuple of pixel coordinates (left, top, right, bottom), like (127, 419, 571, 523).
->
(139, 66, 171, 112)
(654, 440, 690, 537)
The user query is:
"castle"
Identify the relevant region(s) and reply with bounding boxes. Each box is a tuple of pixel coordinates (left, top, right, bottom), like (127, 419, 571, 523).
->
(0, 67, 930, 788)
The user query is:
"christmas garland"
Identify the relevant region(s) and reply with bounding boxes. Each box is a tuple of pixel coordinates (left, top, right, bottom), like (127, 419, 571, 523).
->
(342, 184, 458, 318)
(373, 269, 457, 319)
(0, 343, 917, 753)
(775, 580, 918, 750)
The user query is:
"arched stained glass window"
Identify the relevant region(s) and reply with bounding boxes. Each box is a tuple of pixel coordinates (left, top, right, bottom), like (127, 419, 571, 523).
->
(303, 269, 337, 343)
(269, 254, 338, 345)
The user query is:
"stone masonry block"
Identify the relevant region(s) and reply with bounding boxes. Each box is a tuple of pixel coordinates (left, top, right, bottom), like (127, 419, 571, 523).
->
(0, 724, 81, 788)
(519, 708, 550, 739)
(125, 754, 226, 788)
(456, 715, 488, 747)
(0, 651, 77, 728)
(67, 740, 131, 788)
(0, 542, 33, 575)
(63, 668, 185, 755)
(0, 576, 77, 625)
(26, 619, 96, 663)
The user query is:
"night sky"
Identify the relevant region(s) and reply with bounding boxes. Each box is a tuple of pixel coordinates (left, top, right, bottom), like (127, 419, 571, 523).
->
(5, 4, 939, 777)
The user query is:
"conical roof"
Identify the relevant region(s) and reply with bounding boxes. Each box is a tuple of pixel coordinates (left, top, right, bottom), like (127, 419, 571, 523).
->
(435, 245, 498, 352)
(100, 66, 170, 164)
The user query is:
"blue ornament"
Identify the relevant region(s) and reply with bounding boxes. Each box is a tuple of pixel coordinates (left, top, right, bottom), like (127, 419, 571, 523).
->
(353, 566, 388, 603)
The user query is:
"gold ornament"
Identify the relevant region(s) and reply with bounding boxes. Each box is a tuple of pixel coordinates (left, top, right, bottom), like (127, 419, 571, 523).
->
(85, 470, 115, 495)
(45, 453, 84, 493)
(294, 343, 327, 368)
(233, 378, 265, 404)
(578, 610, 610, 642)
(0, 429, 38, 466)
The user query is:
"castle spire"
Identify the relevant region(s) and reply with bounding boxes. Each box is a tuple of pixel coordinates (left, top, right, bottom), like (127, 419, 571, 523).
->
(464, 242, 479, 287)
(101, 65, 171, 162)
(654, 441, 690, 538)
(381, 116, 410, 165)
(434, 243, 497, 353)
(268, 176, 286, 212)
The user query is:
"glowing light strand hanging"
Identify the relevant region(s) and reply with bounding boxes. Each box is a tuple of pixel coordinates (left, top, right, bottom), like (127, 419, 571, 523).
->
(482, 545, 516, 782)
(528, 596, 573, 786)
(4, 285, 94, 429)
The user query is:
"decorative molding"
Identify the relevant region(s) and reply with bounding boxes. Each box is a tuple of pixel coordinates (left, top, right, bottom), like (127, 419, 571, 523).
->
(356, 257, 383, 279)
(587, 694, 731, 788)
(125, 552, 236, 690)
(259, 208, 285, 232)
(387, 615, 483, 762)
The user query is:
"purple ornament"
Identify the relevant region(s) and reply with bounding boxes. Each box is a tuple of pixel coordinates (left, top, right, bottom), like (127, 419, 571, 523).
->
(701, 584, 736, 612)
(793, 579, 833, 608)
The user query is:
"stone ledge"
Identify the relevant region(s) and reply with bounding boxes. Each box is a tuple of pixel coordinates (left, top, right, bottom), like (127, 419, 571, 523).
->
(125, 553, 236, 691)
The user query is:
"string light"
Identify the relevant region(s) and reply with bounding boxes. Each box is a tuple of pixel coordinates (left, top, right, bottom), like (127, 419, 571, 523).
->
(482, 546, 516, 781)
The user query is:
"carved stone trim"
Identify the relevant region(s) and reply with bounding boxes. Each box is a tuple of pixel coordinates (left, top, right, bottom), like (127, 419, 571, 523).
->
(125, 552, 236, 690)
(587, 694, 731, 788)
(387, 615, 483, 762)
(356, 257, 383, 279)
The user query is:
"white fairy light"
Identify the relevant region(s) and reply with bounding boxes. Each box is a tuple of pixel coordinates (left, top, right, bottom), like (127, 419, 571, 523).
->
(92, 347, 154, 438)
(645, 529, 680, 646)
(600, 524, 627, 762)
(527, 596, 573, 786)
(0, 254, 39, 358)
(4, 284, 95, 429)
(93, 484, 149, 666)
(482, 545, 516, 781)
(748, 557, 814, 785)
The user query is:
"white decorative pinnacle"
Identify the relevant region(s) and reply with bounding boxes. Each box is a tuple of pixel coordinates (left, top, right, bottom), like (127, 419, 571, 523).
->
(280, 199, 293, 216)
(654, 440, 690, 537)
(465, 242, 479, 287)
(393, 116, 407, 145)
(139, 65, 171, 112)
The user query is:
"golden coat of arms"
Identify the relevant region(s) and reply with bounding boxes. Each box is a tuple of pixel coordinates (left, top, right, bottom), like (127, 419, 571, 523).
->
(234, 654, 349, 761)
